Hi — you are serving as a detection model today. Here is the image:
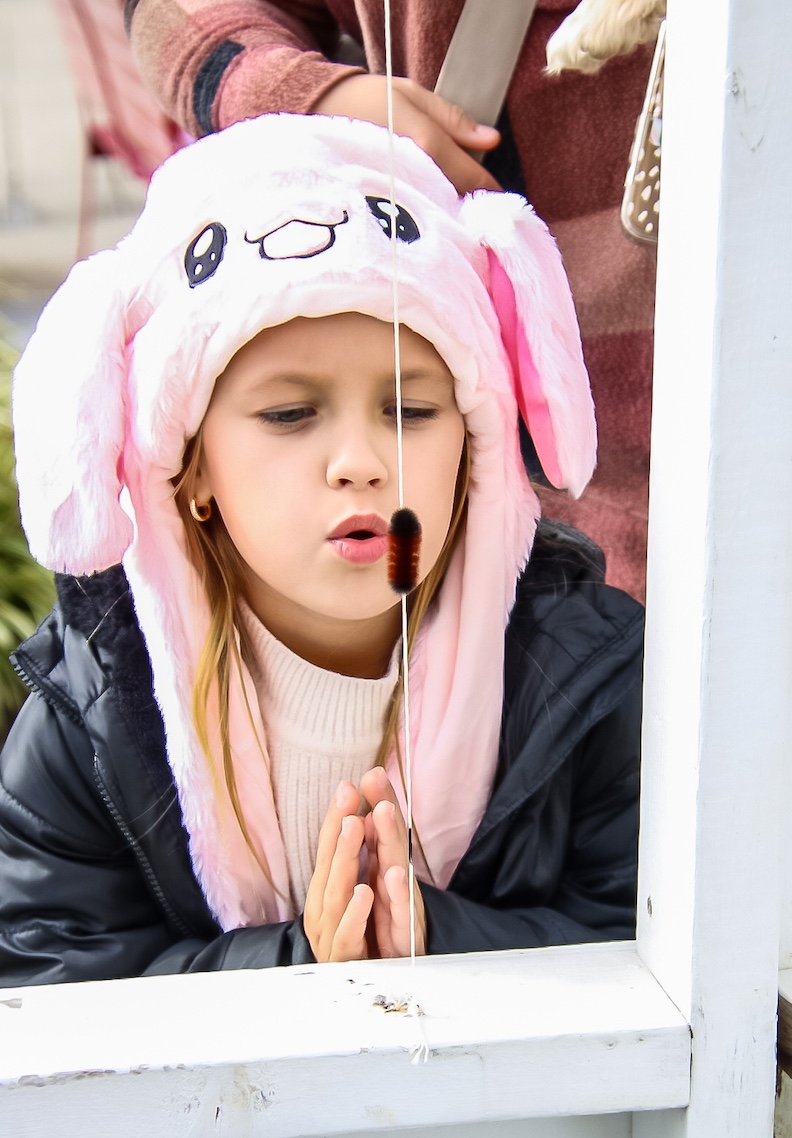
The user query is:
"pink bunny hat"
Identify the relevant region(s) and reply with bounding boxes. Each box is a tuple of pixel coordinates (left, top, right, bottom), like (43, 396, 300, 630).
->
(13, 114, 595, 926)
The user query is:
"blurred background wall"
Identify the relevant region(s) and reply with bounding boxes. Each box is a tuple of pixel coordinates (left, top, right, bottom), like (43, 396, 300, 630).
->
(0, 0, 147, 348)
(0, 0, 150, 734)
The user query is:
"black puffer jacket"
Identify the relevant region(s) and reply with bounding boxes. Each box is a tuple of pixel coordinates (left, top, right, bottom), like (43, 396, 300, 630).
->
(0, 523, 643, 986)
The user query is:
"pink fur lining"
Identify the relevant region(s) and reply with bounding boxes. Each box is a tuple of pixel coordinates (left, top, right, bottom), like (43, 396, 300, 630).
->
(488, 253, 564, 490)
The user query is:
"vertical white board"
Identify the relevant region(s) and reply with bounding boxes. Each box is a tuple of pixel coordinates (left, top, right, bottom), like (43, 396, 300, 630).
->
(635, 0, 792, 1134)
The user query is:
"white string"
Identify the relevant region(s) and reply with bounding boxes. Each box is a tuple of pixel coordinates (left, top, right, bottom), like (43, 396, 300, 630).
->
(383, 0, 417, 969)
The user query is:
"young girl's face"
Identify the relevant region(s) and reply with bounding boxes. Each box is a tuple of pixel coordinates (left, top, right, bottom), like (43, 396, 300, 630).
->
(194, 313, 465, 672)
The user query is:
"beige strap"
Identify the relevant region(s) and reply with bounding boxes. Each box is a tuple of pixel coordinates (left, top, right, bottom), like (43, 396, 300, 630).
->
(434, 0, 539, 127)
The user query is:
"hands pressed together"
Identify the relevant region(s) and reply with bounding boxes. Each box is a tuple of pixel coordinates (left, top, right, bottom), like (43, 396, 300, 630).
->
(304, 766, 427, 963)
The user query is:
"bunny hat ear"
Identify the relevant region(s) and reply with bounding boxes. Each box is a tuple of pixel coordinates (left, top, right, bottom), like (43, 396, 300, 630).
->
(459, 191, 596, 498)
(13, 249, 137, 574)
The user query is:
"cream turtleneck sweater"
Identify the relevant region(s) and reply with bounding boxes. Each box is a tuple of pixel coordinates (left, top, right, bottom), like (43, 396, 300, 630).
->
(238, 602, 400, 911)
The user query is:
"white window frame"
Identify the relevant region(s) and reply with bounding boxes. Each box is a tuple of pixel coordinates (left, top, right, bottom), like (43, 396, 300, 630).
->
(1, 1, 790, 1134)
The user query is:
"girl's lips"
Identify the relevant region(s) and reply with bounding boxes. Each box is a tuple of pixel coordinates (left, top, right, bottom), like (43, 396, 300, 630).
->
(327, 513, 388, 541)
(328, 535, 389, 564)
(327, 513, 389, 564)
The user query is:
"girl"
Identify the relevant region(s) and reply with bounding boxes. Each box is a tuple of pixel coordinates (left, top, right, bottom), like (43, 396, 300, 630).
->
(0, 114, 643, 985)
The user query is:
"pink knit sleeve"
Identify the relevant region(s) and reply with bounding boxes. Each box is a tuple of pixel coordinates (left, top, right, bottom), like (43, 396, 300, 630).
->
(126, 0, 365, 137)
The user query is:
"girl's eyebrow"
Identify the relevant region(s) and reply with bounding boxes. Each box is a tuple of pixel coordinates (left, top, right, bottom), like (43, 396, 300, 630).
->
(394, 368, 455, 388)
(244, 368, 453, 391)
(245, 372, 323, 391)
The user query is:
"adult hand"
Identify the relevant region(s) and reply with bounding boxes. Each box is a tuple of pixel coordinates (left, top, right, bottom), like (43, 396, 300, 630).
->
(313, 74, 501, 195)
(304, 780, 374, 962)
(361, 766, 427, 959)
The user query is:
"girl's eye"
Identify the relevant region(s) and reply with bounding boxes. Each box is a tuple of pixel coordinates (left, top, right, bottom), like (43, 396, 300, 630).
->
(256, 407, 315, 427)
(386, 405, 439, 424)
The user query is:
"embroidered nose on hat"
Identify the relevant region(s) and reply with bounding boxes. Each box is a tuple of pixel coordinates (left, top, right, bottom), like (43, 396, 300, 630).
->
(244, 212, 350, 262)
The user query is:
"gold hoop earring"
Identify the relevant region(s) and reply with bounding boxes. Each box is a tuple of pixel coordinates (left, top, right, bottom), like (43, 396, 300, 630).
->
(189, 498, 212, 523)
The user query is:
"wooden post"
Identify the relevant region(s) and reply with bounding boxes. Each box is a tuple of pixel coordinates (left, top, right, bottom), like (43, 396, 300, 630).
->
(634, 0, 792, 1134)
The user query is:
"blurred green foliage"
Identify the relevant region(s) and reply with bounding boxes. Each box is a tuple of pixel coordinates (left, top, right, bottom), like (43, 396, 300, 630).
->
(0, 336, 55, 734)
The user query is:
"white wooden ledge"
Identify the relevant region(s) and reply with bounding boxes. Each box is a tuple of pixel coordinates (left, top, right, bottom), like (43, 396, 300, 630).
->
(0, 943, 689, 1136)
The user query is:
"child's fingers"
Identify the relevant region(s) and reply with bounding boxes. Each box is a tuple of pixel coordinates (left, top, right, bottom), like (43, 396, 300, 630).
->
(313, 815, 366, 960)
(360, 768, 422, 957)
(328, 883, 374, 962)
(365, 844, 384, 957)
(312, 781, 361, 888)
(305, 795, 366, 961)
(323, 815, 366, 922)
(368, 845, 396, 957)
(306, 781, 361, 929)
(361, 773, 415, 895)
(382, 865, 427, 958)
(364, 809, 377, 853)
(380, 864, 410, 957)
(360, 765, 401, 813)
(370, 800, 407, 880)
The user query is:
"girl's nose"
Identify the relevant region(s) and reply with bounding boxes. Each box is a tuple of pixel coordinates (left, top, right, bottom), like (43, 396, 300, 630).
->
(325, 429, 389, 489)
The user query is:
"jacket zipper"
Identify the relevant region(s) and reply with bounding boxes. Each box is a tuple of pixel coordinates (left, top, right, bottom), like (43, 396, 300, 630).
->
(11, 656, 84, 726)
(93, 760, 195, 939)
(15, 644, 201, 942)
